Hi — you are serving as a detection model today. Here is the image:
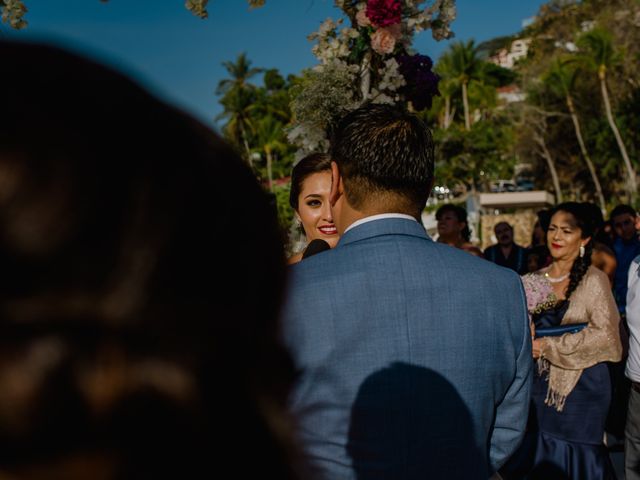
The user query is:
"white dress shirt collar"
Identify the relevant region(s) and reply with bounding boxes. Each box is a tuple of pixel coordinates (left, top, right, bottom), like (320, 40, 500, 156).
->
(343, 213, 417, 235)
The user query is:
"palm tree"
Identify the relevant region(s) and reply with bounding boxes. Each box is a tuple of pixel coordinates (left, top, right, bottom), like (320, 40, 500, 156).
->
(216, 52, 263, 96)
(252, 116, 288, 192)
(578, 28, 637, 198)
(216, 86, 256, 160)
(448, 40, 484, 131)
(434, 51, 459, 129)
(543, 58, 605, 212)
(216, 53, 263, 160)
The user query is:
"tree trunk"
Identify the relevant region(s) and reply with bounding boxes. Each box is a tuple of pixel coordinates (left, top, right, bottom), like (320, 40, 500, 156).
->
(240, 123, 252, 165)
(534, 132, 563, 204)
(266, 149, 273, 192)
(566, 95, 606, 213)
(444, 95, 451, 130)
(462, 81, 470, 131)
(599, 66, 637, 197)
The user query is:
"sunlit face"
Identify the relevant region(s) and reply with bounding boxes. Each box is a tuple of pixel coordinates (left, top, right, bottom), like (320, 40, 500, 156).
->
(547, 211, 588, 261)
(296, 171, 339, 248)
(612, 213, 637, 242)
(437, 211, 464, 239)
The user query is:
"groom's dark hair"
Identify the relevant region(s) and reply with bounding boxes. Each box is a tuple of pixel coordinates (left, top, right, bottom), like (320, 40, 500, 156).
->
(330, 103, 434, 216)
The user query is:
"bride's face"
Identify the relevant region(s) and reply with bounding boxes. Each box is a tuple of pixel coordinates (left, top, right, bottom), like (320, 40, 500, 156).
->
(296, 171, 339, 248)
(547, 211, 588, 261)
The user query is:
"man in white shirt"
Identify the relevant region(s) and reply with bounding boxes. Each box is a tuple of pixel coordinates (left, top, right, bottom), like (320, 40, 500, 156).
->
(625, 254, 640, 479)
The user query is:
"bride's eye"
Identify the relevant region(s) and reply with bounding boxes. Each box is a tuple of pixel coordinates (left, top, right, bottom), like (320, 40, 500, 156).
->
(307, 199, 321, 207)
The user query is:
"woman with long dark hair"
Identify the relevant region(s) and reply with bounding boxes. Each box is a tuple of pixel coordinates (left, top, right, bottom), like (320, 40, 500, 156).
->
(503, 202, 622, 479)
(287, 153, 339, 264)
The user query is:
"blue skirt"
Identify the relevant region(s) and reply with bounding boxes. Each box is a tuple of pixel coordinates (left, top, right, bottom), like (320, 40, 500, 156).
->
(501, 362, 615, 479)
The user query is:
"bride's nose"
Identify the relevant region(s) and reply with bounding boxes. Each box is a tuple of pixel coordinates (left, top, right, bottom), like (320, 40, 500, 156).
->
(322, 203, 333, 222)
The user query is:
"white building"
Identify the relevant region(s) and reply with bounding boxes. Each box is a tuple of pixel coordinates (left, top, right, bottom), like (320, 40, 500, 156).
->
(488, 38, 532, 69)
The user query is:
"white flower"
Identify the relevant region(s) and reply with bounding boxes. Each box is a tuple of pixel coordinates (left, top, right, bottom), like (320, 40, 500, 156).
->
(318, 17, 336, 37)
(378, 58, 406, 92)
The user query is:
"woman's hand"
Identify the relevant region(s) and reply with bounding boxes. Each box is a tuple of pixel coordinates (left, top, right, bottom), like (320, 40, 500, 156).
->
(532, 338, 543, 359)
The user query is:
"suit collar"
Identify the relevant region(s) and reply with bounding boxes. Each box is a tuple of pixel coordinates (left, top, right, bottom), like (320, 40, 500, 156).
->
(338, 217, 430, 247)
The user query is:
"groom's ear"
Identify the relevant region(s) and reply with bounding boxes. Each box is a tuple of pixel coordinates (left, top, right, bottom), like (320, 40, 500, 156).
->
(330, 161, 343, 207)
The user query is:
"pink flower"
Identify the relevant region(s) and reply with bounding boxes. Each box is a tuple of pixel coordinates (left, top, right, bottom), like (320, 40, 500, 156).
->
(356, 9, 371, 27)
(370, 24, 401, 55)
(521, 274, 557, 314)
(366, 0, 402, 28)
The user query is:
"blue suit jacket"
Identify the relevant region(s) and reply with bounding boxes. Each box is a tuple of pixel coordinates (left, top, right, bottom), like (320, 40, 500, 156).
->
(282, 218, 532, 479)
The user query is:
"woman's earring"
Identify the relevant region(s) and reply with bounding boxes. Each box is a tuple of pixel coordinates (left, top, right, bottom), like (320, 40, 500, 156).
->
(579, 245, 585, 258)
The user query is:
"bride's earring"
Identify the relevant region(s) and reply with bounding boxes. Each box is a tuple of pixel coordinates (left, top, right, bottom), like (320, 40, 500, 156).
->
(579, 245, 585, 258)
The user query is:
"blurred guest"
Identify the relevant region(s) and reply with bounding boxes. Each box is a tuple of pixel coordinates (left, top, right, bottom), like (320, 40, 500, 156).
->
(611, 205, 640, 314)
(435, 203, 483, 257)
(0, 40, 303, 479)
(528, 210, 551, 249)
(625, 254, 640, 480)
(287, 153, 339, 264)
(582, 202, 617, 285)
(484, 222, 528, 274)
(525, 245, 551, 273)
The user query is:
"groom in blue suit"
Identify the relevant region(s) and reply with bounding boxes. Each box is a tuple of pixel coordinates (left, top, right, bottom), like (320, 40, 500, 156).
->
(282, 104, 532, 479)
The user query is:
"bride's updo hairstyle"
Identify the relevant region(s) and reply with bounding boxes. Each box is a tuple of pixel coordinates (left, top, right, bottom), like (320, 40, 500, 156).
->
(548, 202, 596, 301)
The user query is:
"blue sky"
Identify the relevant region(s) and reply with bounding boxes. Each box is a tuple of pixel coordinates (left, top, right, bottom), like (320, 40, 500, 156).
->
(4, 0, 547, 129)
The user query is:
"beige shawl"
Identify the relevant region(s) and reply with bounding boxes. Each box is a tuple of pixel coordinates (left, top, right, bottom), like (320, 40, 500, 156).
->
(538, 266, 622, 411)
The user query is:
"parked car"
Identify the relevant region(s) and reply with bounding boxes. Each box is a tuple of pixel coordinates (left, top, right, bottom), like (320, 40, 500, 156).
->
(490, 180, 517, 193)
(516, 179, 535, 191)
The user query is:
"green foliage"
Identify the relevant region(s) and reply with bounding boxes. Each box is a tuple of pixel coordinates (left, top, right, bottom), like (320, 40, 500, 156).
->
(515, 0, 639, 206)
(273, 183, 294, 232)
(435, 114, 516, 192)
(216, 54, 298, 228)
(289, 64, 359, 135)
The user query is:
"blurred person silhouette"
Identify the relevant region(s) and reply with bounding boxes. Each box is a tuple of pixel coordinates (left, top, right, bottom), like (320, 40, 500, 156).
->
(484, 221, 528, 274)
(525, 245, 551, 273)
(287, 153, 339, 264)
(435, 203, 483, 257)
(581, 202, 617, 285)
(0, 40, 304, 480)
(529, 210, 551, 249)
(282, 104, 532, 479)
(611, 205, 640, 315)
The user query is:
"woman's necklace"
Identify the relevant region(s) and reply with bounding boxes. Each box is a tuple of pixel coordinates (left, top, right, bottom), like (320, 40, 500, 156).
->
(544, 271, 570, 283)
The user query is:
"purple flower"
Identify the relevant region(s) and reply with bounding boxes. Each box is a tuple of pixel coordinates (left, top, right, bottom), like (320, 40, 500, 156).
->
(397, 53, 440, 111)
(366, 0, 402, 28)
